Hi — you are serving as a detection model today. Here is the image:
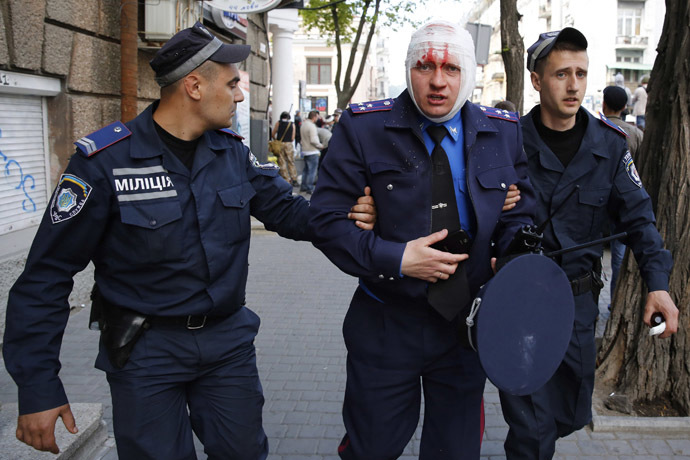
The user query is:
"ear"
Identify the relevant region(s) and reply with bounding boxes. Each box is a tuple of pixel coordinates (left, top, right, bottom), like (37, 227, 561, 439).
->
(182, 73, 203, 101)
(530, 71, 541, 92)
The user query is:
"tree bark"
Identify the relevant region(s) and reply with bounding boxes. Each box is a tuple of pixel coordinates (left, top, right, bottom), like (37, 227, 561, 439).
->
(596, 0, 690, 415)
(499, 0, 524, 114)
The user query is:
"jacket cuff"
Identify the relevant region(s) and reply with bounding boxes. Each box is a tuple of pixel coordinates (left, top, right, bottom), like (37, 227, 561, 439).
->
(644, 272, 670, 293)
(18, 380, 68, 415)
(371, 239, 406, 279)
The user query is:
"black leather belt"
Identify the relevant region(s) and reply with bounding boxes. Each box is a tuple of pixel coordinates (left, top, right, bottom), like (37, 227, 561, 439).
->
(569, 272, 602, 296)
(149, 314, 229, 330)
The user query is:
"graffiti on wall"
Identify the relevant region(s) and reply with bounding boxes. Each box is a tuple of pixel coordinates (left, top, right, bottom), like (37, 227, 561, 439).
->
(0, 127, 37, 213)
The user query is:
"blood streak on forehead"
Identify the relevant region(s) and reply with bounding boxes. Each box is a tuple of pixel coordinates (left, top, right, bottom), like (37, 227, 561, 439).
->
(418, 43, 454, 67)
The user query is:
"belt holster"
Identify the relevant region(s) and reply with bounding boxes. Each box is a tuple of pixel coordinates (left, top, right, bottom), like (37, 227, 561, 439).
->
(91, 285, 149, 369)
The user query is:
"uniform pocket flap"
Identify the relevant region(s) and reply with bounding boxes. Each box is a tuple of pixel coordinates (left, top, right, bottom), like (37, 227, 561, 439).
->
(476, 166, 518, 191)
(120, 200, 182, 229)
(218, 183, 255, 209)
(578, 188, 609, 207)
(369, 162, 405, 175)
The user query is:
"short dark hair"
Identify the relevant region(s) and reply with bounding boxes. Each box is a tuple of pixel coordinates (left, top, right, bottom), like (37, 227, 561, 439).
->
(280, 111, 290, 120)
(535, 40, 586, 75)
(308, 110, 320, 120)
(494, 100, 516, 112)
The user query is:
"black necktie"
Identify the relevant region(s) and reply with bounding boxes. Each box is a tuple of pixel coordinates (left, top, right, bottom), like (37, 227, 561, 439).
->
(426, 125, 471, 322)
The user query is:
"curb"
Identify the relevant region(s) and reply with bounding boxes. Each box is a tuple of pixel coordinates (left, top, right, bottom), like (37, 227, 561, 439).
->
(590, 406, 690, 432)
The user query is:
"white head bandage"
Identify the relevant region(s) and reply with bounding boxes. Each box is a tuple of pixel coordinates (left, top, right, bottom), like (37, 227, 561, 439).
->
(405, 20, 477, 123)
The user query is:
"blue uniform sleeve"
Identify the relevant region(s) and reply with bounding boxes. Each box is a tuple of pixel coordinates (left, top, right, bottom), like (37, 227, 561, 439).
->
(307, 113, 406, 279)
(609, 145, 672, 292)
(244, 146, 311, 241)
(492, 120, 537, 256)
(3, 153, 110, 415)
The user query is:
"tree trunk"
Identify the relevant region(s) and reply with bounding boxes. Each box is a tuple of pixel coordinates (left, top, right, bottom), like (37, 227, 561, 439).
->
(596, 0, 690, 415)
(499, 0, 524, 114)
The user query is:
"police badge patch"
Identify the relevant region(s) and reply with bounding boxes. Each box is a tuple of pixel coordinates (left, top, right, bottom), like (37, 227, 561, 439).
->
(623, 151, 642, 187)
(50, 174, 93, 224)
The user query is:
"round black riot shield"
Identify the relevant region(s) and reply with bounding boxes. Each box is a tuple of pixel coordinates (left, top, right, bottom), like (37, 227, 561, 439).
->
(469, 254, 574, 396)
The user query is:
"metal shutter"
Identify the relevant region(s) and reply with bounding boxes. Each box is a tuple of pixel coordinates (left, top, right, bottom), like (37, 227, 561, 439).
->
(0, 94, 50, 235)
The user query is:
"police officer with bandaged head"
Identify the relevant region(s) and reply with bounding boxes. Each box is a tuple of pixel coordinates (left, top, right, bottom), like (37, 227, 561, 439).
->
(309, 19, 536, 459)
(3, 22, 376, 458)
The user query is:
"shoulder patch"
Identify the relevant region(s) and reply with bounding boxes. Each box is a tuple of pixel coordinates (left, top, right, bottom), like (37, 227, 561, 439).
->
(598, 113, 628, 138)
(218, 127, 244, 139)
(622, 151, 642, 188)
(74, 121, 131, 157)
(249, 151, 279, 170)
(50, 174, 92, 224)
(349, 98, 395, 114)
(480, 105, 519, 123)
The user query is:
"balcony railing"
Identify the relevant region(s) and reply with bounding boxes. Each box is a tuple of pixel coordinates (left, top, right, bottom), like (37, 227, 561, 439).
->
(616, 35, 649, 46)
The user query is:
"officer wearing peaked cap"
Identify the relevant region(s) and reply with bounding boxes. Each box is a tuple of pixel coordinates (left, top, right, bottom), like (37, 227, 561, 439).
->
(309, 19, 536, 459)
(498, 27, 678, 459)
(3, 22, 376, 459)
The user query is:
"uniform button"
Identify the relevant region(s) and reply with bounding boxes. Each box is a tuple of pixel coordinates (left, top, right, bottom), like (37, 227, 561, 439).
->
(500, 182, 506, 189)
(149, 219, 157, 226)
(387, 184, 393, 190)
(388, 277, 395, 281)
(378, 274, 384, 279)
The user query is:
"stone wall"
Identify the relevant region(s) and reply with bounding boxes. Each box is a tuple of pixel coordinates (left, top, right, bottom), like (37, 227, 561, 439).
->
(0, 1, 270, 345)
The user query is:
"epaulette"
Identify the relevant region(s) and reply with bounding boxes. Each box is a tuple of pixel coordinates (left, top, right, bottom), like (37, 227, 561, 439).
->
(74, 121, 131, 157)
(598, 113, 628, 138)
(479, 105, 519, 123)
(218, 127, 244, 139)
(349, 98, 395, 114)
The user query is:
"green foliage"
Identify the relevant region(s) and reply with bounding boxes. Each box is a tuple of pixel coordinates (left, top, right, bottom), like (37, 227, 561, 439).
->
(300, 0, 417, 44)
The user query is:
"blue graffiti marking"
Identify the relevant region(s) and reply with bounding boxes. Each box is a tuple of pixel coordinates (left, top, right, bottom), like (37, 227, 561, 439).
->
(0, 127, 37, 213)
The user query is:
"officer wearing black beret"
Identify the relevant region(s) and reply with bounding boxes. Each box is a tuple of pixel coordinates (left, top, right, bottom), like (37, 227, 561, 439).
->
(3, 22, 375, 458)
(499, 27, 679, 459)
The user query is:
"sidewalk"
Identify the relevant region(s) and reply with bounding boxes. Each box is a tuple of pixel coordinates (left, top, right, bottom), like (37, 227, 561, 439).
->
(1, 228, 688, 459)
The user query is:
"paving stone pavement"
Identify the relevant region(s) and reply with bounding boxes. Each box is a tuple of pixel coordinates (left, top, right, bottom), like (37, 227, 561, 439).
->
(1, 229, 688, 459)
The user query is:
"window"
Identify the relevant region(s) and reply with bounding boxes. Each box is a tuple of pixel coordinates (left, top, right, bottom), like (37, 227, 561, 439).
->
(306, 58, 331, 85)
(617, 2, 642, 36)
(616, 49, 643, 63)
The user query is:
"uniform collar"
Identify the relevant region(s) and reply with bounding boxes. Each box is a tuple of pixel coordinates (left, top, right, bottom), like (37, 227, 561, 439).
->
(385, 91, 499, 146)
(420, 108, 463, 141)
(524, 106, 610, 174)
(127, 102, 232, 158)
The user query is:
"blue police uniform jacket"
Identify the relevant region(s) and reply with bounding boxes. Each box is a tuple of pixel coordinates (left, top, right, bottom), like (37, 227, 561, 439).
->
(522, 106, 672, 289)
(4, 102, 310, 415)
(309, 91, 536, 303)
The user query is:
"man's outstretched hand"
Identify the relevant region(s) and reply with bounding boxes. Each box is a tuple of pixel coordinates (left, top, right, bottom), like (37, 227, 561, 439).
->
(16, 403, 77, 454)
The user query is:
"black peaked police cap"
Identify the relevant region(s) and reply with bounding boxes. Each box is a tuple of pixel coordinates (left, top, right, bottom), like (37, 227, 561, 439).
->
(150, 22, 251, 87)
(526, 27, 588, 72)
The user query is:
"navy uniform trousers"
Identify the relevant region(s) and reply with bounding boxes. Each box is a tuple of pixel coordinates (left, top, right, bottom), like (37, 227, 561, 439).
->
(339, 289, 486, 460)
(499, 291, 598, 460)
(97, 307, 267, 460)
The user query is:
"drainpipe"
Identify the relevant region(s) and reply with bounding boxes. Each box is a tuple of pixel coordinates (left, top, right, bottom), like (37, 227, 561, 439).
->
(120, 0, 138, 122)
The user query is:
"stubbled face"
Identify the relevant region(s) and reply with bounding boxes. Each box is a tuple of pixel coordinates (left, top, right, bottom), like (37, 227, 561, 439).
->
(410, 50, 461, 119)
(531, 49, 589, 128)
(201, 63, 244, 130)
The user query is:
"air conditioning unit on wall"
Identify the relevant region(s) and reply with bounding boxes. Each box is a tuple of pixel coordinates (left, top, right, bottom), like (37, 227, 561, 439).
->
(145, 0, 202, 41)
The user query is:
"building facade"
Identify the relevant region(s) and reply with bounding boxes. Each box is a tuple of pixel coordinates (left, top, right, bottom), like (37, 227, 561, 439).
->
(468, 0, 664, 113)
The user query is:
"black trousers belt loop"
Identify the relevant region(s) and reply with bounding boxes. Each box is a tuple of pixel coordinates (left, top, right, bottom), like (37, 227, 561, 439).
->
(150, 314, 228, 330)
(569, 272, 602, 296)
